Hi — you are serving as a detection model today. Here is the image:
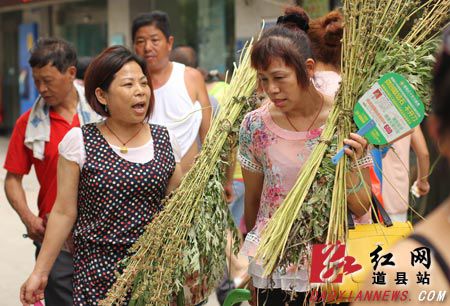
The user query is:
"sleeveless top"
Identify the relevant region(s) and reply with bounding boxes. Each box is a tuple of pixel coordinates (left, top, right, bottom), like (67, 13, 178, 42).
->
(150, 62, 202, 157)
(72, 123, 176, 305)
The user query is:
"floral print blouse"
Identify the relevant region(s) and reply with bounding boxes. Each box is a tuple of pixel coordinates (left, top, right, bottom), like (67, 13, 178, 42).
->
(238, 104, 323, 258)
(238, 104, 324, 291)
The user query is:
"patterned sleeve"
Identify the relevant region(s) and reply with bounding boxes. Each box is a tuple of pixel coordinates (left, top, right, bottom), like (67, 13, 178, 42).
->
(238, 113, 263, 173)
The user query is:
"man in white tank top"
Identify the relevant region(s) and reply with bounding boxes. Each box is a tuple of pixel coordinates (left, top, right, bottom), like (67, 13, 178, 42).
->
(132, 11, 212, 174)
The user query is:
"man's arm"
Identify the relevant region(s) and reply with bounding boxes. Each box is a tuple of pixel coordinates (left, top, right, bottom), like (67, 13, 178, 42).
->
(223, 149, 237, 203)
(185, 67, 212, 143)
(4, 172, 45, 241)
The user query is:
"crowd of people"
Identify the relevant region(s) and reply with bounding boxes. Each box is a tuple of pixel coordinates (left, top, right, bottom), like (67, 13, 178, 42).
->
(3, 5, 448, 306)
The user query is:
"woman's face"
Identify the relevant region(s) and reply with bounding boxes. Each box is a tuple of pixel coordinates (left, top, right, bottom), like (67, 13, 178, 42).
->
(257, 57, 312, 112)
(133, 24, 173, 72)
(97, 61, 151, 124)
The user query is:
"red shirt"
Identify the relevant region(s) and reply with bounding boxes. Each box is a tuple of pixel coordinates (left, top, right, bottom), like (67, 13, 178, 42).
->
(4, 109, 80, 219)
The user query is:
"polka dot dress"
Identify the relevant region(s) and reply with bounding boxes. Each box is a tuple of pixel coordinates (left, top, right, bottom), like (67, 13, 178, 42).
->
(72, 123, 176, 305)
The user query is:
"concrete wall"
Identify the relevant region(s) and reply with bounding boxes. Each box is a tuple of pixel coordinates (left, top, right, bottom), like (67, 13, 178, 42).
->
(235, 0, 292, 40)
(22, 6, 51, 37)
(108, 0, 131, 47)
(107, 0, 155, 49)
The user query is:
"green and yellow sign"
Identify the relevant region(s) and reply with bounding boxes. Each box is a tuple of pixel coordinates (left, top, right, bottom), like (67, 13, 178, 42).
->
(353, 72, 425, 145)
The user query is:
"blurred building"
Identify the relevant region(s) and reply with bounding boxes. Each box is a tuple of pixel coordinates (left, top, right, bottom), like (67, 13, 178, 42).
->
(0, 0, 339, 131)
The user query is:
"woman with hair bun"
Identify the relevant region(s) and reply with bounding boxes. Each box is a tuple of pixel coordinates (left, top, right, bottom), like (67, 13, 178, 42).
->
(279, 6, 343, 98)
(279, 6, 430, 222)
(307, 9, 343, 97)
(239, 20, 372, 305)
(307, 9, 343, 72)
(277, 6, 371, 224)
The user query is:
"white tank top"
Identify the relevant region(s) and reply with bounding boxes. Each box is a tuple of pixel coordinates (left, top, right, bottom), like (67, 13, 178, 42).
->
(150, 62, 202, 157)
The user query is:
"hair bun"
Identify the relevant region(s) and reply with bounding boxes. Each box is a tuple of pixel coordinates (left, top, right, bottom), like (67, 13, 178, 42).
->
(322, 10, 343, 47)
(277, 6, 310, 32)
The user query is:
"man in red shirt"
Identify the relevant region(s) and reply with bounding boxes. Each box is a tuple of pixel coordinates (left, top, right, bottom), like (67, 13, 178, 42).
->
(4, 38, 99, 306)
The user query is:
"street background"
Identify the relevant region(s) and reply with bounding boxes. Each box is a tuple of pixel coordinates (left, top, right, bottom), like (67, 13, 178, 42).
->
(0, 136, 38, 306)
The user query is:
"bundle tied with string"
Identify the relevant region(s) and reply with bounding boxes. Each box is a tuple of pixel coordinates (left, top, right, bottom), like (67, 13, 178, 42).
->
(100, 37, 260, 306)
(255, 0, 449, 288)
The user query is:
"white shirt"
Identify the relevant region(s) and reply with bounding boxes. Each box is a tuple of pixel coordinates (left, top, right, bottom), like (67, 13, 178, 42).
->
(58, 126, 181, 169)
(150, 62, 202, 157)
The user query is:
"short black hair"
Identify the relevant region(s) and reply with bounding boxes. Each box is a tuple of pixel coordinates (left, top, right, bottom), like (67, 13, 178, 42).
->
(29, 37, 77, 73)
(84, 45, 154, 120)
(132, 11, 171, 42)
(76, 56, 93, 80)
(170, 45, 197, 67)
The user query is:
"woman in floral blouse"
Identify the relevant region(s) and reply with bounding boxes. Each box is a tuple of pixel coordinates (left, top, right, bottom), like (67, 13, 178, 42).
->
(238, 21, 372, 305)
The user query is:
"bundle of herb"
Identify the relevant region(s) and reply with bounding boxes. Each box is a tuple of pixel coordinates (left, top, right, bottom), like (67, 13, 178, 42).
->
(100, 39, 258, 306)
(256, 0, 449, 277)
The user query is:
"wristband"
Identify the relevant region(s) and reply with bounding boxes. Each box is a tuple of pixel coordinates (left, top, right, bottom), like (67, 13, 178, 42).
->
(346, 176, 365, 194)
(349, 154, 373, 171)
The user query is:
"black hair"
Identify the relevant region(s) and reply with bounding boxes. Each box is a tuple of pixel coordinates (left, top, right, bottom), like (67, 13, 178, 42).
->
(29, 37, 77, 73)
(132, 11, 171, 42)
(170, 45, 197, 67)
(84, 45, 154, 119)
(76, 56, 93, 80)
(432, 27, 450, 135)
(251, 25, 314, 88)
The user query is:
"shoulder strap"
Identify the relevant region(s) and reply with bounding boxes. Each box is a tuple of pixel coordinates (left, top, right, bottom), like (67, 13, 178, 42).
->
(409, 233, 450, 285)
(150, 124, 170, 147)
(171, 62, 185, 83)
(81, 124, 98, 153)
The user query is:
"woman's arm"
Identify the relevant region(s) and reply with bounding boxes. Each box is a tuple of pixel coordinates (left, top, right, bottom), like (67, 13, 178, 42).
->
(223, 149, 238, 203)
(411, 126, 430, 196)
(166, 163, 183, 196)
(343, 133, 372, 217)
(346, 167, 372, 217)
(20, 156, 80, 305)
(242, 168, 264, 231)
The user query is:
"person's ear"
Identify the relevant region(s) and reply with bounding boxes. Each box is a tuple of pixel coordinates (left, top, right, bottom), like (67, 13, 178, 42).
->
(66, 66, 77, 80)
(305, 58, 316, 79)
(95, 87, 108, 106)
(168, 36, 174, 52)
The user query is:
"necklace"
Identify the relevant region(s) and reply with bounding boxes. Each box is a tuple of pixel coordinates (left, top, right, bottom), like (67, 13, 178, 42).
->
(285, 93, 324, 132)
(104, 121, 145, 154)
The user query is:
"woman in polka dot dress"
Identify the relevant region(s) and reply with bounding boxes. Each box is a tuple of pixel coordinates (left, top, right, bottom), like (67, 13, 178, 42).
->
(20, 46, 183, 305)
